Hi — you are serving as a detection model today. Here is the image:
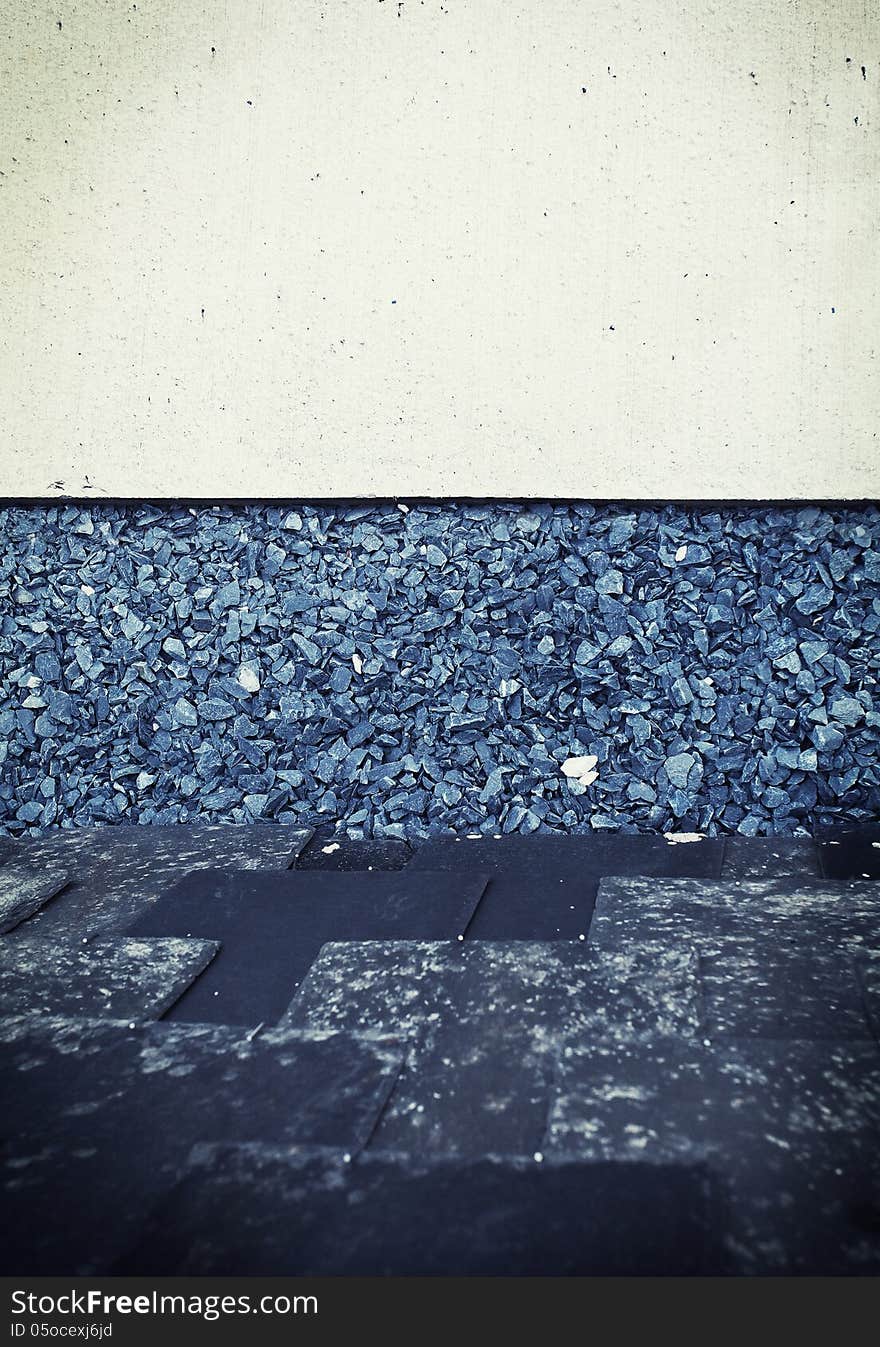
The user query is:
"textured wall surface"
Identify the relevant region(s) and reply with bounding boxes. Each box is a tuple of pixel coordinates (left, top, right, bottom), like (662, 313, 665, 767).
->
(0, 1, 877, 499)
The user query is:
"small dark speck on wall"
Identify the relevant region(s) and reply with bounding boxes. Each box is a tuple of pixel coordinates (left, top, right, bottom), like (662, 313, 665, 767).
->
(57, 20, 62, 30)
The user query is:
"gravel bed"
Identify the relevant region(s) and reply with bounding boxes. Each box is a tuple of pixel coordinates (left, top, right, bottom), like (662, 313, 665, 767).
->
(1, 503, 878, 839)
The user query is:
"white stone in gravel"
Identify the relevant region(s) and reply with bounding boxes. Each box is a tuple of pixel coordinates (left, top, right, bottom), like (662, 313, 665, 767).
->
(664, 832, 705, 843)
(561, 755, 599, 779)
(675, 545, 688, 561)
(237, 662, 261, 693)
(352, 653, 363, 674)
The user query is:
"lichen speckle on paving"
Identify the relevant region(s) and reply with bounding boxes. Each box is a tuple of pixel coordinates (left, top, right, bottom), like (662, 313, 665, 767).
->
(1, 503, 878, 839)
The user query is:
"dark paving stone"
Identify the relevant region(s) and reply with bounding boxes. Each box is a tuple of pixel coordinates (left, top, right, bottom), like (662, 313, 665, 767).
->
(1, 824, 313, 940)
(818, 827, 880, 882)
(369, 943, 699, 1157)
(547, 1037, 880, 1275)
(283, 941, 429, 1035)
(0, 864, 70, 935)
(127, 870, 490, 1027)
(0, 837, 21, 866)
(0, 936, 219, 1021)
(698, 948, 871, 1040)
(284, 941, 699, 1157)
(116, 1143, 720, 1275)
(294, 836, 412, 871)
(720, 836, 821, 880)
(407, 834, 724, 938)
(0, 1016, 403, 1274)
(590, 876, 880, 953)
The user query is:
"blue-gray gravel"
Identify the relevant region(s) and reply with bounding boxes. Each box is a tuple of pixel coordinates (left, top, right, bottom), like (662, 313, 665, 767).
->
(1, 503, 878, 839)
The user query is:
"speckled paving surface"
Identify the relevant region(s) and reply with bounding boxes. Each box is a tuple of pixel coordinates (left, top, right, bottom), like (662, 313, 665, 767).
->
(0, 822, 878, 1275)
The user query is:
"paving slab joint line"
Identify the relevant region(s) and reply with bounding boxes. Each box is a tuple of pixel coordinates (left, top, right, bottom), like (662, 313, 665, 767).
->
(693, 949, 714, 1040)
(355, 945, 448, 1156)
(0, 873, 73, 935)
(355, 1042, 413, 1160)
(284, 826, 317, 868)
(850, 955, 879, 1047)
(534, 1044, 566, 1164)
(458, 877, 494, 940)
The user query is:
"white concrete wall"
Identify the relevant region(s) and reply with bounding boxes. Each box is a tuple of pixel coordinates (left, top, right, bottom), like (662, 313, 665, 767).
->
(0, 0, 877, 499)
